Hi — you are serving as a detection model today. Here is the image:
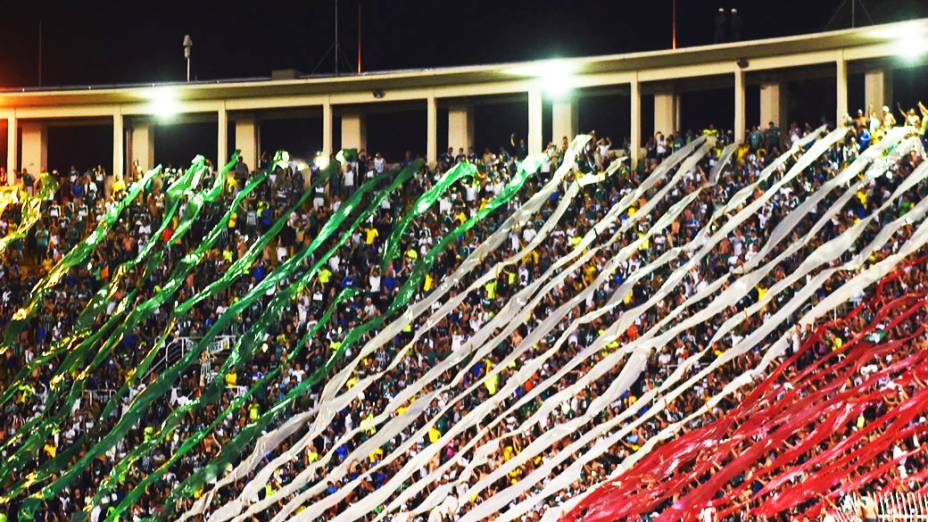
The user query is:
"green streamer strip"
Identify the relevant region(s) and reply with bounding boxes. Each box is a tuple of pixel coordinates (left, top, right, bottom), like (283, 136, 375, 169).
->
(97, 160, 422, 522)
(0, 160, 186, 410)
(91, 287, 356, 518)
(13, 155, 375, 519)
(151, 156, 539, 519)
(0, 174, 59, 256)
(2, 166, 161, 349)
(0, 159, 221, 481)
(0, 156, 243, 496)
(382, 161, 477, 269)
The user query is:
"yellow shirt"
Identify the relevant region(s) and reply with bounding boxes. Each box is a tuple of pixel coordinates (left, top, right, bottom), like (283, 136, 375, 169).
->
(318, 268, 332, 284)
(428, 426, 442, 444)
(360, 413, 376, 434)
(485, 280, 497, 299)
(369, 447, 383, 462)
(365, 227, 379, 245)
(43, 443, 57, 458)
(485, 373, 499, 395)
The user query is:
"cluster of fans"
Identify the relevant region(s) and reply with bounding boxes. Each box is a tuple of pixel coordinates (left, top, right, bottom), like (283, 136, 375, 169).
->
(0, 103, 926, 522)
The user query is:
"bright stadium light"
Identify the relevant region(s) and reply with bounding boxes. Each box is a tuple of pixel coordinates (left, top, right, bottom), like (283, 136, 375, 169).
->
(894, 35, 928, 62)
(147, 88, 181, 120)
(506, 59, 579, 99)
(314, 153, 330, 169)
(874, 22, 928, 62)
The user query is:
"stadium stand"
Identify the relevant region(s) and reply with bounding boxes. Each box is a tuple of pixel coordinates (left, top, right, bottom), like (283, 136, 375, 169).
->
(1, 103, 928, 522)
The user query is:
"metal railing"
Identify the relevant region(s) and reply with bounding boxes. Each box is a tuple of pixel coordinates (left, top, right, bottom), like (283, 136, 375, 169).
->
(143, 335, 236, 382)
(82, 389, 116, 405)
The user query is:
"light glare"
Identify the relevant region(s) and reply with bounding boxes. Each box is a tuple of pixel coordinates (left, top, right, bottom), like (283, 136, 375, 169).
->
(894, 36, 928, 61)
(507, 59, 578, 99)
(147, 89, 180, 120)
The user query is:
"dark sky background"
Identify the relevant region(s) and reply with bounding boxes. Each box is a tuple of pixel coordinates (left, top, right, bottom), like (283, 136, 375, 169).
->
(2, 0, 928, 167)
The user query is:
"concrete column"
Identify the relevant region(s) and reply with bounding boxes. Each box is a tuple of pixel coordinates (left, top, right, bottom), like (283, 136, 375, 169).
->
(653, 92, 676, 136)
(759, 82, 788, 128)
(322, 101, 333, 157)
(217, 104, 229, 167)
(112, 110, 124, 181)
(734, 70, 746, 144)
(20, 122, 47, 175)
(426, 95, 438, 165)
(129, 122, 154, 175)
(340, 110, 367, 151)
(551, 98, 579, 145)
(674, 95, 683, 134)
(528, 86, 543, 154)
(865, 68, 893, 115)
(630, 78, 641, 166)
(836, 55, 848, 125)
(235, 116, 259, 172)
(448, 104, 474, 153)
(6, 114, 16, 184)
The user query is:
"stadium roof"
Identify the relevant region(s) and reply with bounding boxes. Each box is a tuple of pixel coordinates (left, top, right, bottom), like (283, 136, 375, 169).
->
(0, 18, 926, 110)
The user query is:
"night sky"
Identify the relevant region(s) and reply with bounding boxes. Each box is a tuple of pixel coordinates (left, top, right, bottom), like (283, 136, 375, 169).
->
(2, 0, 928, 168)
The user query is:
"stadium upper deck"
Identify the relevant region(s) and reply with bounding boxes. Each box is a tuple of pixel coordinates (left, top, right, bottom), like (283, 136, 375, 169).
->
(1, 18, 927, 181)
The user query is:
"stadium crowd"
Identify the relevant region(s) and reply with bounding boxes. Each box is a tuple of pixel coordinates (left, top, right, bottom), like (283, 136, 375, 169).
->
(0, 101, 926, 522)
(214, 113, 928, 522)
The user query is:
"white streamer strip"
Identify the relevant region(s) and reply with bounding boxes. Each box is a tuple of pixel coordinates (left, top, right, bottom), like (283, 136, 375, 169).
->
(399, 129, 868, 520)
(510, 138, 928, 521)
(472, 143, 928, 522)
(272, 130, 826, 521)
(188, 135, 610, 521)
(272, 142, 712, 521)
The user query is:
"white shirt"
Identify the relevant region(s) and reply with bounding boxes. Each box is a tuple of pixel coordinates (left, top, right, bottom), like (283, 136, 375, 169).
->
(698, 506, 716, 522)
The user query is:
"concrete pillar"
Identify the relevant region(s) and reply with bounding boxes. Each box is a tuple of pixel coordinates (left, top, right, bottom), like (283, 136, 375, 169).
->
(112, 111, 124, 181)
(551, 98, 579, 145)
(129, 122, 154, 176)
(341, 110, 367, 151)
(235, 116, 259, 172)
(528, 86, 543, 154)
(322, 101, 333, 157)
(217, 105, 229, 167)
(630, 78, 641, 166)
(836, 55, 848, 125)
(448, 104, 474, 153)
(6, 114, 16, 184)
(674, 95, 683, 134)
(426, 96, 438, 165)
(734, 70, 746, 144)
(653, 92, 676, 136)
(20, 122, 47, 175)
(865, 68, 893, 116)
(759, 82, 788, 128)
